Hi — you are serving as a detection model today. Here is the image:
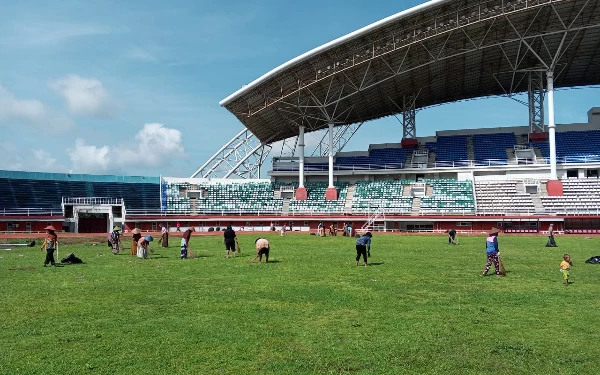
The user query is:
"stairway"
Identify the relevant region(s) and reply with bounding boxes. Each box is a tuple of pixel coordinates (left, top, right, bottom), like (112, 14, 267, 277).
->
(507, 148, 519, 164)
(428, 151, 437, 167)
(516, 134, 528, 145)
(282, 199, 290, 214)
(515, 181, 526, 194)
(411, 197, 421, 216)
(273, 189, 282, 199)
(190, 198, 198, 215)
(425, 185, 433, 196)
(539, 182, 548, 195)
(531, 195, 545, 213)
(344, 184, 355, 210)
(402, 185, 412, 197)
(467, 136, 475, 160)
(533, 148, 545, 164)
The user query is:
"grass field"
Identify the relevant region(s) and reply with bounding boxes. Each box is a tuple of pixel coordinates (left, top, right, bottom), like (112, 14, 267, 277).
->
(1, 233, 600, 375)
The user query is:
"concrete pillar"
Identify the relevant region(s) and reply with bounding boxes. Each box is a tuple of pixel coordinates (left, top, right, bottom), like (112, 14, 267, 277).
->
(325, 123, 338, 200)
(296, 126, 307, 200)
(546, 70, 563, 196)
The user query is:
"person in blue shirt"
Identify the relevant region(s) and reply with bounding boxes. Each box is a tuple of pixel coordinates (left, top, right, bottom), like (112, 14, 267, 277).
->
(482, 227, 503, 276)
(355, 232, 372, 267)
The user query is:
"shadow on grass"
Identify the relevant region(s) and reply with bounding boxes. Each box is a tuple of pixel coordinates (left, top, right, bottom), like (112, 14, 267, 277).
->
(368, 262, 384, 266)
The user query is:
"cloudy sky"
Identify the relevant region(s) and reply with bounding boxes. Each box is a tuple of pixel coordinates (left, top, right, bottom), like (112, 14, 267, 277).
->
(0, 0, 598, 177)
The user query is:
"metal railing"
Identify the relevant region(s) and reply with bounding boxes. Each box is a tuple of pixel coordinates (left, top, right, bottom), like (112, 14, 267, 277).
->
(62, 197, 124, 205)
(272, 155, 600, 173)
(0, 208, 63, 216)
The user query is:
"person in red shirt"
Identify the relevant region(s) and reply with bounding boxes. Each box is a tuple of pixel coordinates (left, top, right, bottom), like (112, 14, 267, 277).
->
(40, 225, 58, 267)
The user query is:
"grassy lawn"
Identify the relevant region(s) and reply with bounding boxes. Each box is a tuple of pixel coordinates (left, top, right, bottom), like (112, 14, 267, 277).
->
(1, 233, 600, 375)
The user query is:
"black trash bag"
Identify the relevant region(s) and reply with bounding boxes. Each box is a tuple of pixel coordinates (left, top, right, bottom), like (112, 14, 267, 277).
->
(61, 253, 83, 264)
(545, 236, 558, 247)
(585, 256, 600, 264)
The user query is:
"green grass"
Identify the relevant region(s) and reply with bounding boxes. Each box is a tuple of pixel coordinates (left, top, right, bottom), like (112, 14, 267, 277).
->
(1, 234, 600, 375)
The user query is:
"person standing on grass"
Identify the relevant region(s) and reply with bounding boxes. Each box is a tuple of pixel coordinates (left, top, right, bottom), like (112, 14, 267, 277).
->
(355, 232, 372, 267)
(110, 226, 122, 255)
(223, 224, 238, 258)
(250, 238, 270, 264)
(180, 237, 188, 259)
(280, 224, 286, 236)
(482, 227, 503, 277)
(447, 228, 457, 244)
(560, 254, 573, 285)
(546, 224, 557, 247)
(40, 225, 58, 267)
(137, 235, 154, 259)
(131, 228, 142, 256)
(161, 224, 169, 247)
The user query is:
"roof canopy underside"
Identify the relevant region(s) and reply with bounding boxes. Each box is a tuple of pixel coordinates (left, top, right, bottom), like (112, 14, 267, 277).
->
(221, 0, 600, 144)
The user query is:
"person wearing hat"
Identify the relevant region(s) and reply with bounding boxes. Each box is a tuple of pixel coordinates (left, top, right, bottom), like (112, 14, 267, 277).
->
(137, 235, 154, 259)
(131, 228, 142, 256)
(482, 228, 503, 276)
(40, 225, 58, 267)
(355, 232, 373, 267)
(109, 226, 123, 255)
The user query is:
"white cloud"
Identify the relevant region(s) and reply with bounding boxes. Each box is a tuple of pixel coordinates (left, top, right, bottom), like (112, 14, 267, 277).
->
(126, 46, 159, 63)
(67, 139, 112, 173)
(67, 123, 185, 173)
(50, 75, 116, 118)
(0, 22, 122, 47)
(0, 84, 73, 131)
(0, 143, 67, 173)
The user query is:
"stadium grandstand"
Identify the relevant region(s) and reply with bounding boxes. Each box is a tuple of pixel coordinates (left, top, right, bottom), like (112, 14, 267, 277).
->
(1, 0, 600, 235)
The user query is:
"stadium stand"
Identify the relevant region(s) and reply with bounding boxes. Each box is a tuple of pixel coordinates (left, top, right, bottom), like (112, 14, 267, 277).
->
(0, 171, 160, 212)
(474, 180, 536, 214)
(287, 181, 348, 213)
(540, 178, 600, 214)
(472, 133, 517, 165)
(420, 179, 475, 214)
(163, 180, 283, 214)
(351, 180, 413, 213)
(425, 135, 469, 166)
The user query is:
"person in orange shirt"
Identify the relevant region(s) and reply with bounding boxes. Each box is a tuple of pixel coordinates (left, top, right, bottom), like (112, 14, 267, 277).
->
(40, 225, 58, 267)
(560, 254, 573, 285)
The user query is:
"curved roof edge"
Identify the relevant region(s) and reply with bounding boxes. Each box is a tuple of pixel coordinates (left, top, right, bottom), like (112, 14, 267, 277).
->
(219, 0, 451, 107)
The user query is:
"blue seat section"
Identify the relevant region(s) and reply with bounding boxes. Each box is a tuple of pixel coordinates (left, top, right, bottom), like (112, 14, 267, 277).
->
(556, 130, 600, 162)
(472, 133, 516, 165)
(0, 170, 160, 212)
(529, 130, 600, 162)
(426, 135, 469, 165)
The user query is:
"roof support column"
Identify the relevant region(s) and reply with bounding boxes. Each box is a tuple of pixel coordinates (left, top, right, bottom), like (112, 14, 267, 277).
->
(546, 70, 563, 196)
(325, 123, 338, 200)
(528, 71, 545, 134)
(400, 94, 419, 149)
(295, 126, 307, 200)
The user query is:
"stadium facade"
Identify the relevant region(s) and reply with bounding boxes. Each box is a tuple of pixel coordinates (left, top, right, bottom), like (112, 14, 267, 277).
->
(1, 107, 600, 235)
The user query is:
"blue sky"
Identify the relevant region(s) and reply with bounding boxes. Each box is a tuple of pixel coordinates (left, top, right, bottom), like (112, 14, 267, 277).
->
(0, 0, 598, 177)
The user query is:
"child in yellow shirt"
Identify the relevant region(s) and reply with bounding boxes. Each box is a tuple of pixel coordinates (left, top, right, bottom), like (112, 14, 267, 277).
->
(560, 254, 572, 285)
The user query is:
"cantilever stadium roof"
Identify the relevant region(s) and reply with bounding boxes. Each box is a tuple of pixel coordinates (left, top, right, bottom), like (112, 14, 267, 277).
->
(220, 0, 600, 144)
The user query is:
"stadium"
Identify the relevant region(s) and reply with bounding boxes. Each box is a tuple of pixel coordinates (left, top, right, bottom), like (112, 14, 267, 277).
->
(4, 1, 600, 374)
(1, 0, 599, 236)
